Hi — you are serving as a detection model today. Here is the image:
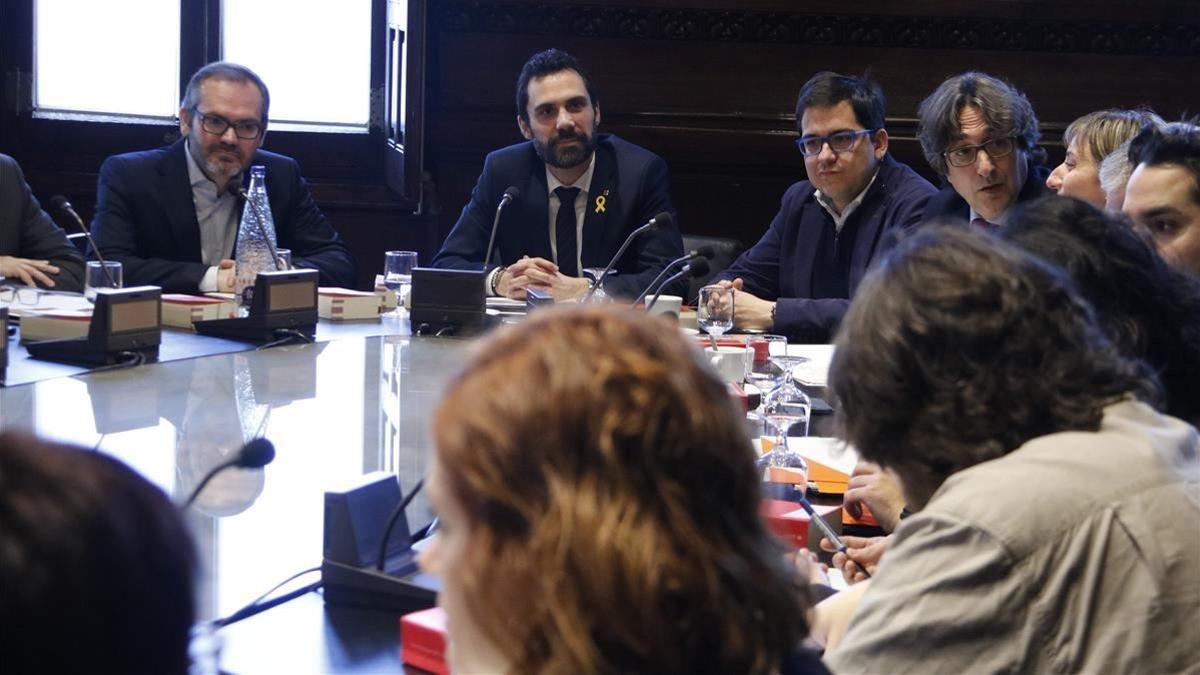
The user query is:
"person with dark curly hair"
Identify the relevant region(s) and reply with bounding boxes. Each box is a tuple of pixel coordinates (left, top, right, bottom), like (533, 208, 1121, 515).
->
(1002, 195, 1200, 424)
(817, 226, 1199, 674)
(1124, 120, 1200, 276)
(418, 304, 826, 674)
(0, 431, 197, 675)
(918, 72, 1052, 228)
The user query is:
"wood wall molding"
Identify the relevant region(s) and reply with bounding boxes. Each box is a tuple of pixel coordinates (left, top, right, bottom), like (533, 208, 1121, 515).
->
(434, 2, 1200, 56)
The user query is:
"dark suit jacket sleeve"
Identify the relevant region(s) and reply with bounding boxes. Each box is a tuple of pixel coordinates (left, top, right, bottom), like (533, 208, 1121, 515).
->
(429, 153, 499, 271)
(602, 153, 684, 299)
(93, 154, 210, 291)
(714, 188, 794, 298)
(270, 157, 357, 288)
(776, 175, 932, 341)
(0, 156, 85, 291)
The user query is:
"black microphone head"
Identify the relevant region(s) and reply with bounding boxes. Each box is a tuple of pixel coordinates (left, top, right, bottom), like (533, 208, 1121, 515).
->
(695, 244, 716, 259)
(687, 258, 711, 278)
(503, 186, 520, 201)
(48, 195, 72, 212)
(649, 212, 673, 230)
(227, 182, 247, 199)
(237, 438, 276, 468)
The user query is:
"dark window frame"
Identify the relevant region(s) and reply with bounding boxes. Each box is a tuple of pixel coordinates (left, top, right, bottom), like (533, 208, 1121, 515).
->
(1, 0, 423, 208)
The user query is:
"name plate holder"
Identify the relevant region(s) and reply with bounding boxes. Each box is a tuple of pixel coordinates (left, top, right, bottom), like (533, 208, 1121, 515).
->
(409, 267, 494, 336)
(25, 286, 162, 366)
(194, 269, 318, 344)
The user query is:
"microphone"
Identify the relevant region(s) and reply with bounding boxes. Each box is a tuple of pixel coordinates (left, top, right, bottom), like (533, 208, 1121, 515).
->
(183, 437, 276, 508)
(48, 195, 117, 287)
(646, 258, 710, 312)
(582, 211, 672, 302)
(632, 244, 716, 307)
(483, 186, 520, 271)
(228, 182, 284, 271)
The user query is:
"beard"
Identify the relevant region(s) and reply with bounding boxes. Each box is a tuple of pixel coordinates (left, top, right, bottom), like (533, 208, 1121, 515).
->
(533, 129, 597, 170)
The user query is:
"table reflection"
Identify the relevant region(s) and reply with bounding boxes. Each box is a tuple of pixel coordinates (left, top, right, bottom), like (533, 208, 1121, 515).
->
(0, 334, 473, 621)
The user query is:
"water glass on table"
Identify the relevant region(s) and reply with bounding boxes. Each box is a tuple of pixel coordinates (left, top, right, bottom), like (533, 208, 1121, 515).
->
(697, 284, 734, 348)
(274, 248, 292, 270)
(84, 261, 123, 302)
(383, 250, 417, 313)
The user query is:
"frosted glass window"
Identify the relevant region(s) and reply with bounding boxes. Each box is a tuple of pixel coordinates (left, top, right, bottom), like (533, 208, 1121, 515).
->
(223, 0, 372, 127)
(34, 0, 180, 117)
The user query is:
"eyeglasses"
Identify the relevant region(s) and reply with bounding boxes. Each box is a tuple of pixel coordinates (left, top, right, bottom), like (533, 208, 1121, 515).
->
(795, 129, 875, 157)
(0, 286, 42, 305)
(943, 137, 1016, 168)
(192, 110, 265, 140)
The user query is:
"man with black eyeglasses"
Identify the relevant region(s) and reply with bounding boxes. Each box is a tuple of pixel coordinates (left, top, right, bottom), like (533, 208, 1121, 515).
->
(712, 72, 935, 341)
(92, 61, 355, 293)
(917, 71, 1051, 228)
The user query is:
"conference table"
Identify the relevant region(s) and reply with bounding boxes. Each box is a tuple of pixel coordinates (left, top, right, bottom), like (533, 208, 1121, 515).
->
(0, 308, 841, 674)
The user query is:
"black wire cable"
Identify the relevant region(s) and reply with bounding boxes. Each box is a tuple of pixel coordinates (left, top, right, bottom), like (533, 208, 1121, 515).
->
(87, 350, 145, 374)
(256, 329, 313, 351)
(211, 566, 322, 628)
(376, 477, 425, 572)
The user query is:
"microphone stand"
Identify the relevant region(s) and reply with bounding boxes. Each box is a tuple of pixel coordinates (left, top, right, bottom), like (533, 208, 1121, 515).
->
(483, 192, 515, 271)
(581, 214, 667, 302)
(51, 196, 117, 287)
(633, 255, 692, 307)
(646, 261, 706, 312)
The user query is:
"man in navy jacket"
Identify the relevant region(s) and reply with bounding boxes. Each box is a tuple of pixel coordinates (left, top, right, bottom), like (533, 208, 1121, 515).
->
(92, 62, 356, 294)
(0, 153, 84, 291)
(715, 73, 935, 342)
(431, 49, 683, 300)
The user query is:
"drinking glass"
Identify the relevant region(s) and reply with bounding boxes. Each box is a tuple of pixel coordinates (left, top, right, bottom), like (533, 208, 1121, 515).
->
(746, 334, 788, 389)
(84, 261, 123, 302)
(274, 248, 292, 270)
(582, 267, 611, 303)
(697, 284, 734, 340)
(761, 357, 812, 474)
(383, 251, 417, 314)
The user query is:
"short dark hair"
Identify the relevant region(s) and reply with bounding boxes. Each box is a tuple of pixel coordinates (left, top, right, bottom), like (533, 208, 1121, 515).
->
(1128, 120, 1200, 207)
(917, 71, 1041, 177)
(829, 225, 1155, 508)
(0, 431, 196, 674)
(795, 71, 886, 132)
(515, 48, 598, 122)
(1002, 195, 1200, 423)
(181, 60, 271, 123)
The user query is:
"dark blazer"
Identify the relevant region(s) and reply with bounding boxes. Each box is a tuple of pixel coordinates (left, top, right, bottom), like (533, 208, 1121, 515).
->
(92, 140, 357, 293)
(716, 155, 936, 342)
(921, 159, 1052, 223)
(0, 154, 84, 291)
(431, 134, 684, 299)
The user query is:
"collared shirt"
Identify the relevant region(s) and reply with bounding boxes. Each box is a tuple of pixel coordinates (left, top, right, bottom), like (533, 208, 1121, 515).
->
(185, 141, 240, 291)
(545, 154, 596, 275)
(814, 166, 880, 233)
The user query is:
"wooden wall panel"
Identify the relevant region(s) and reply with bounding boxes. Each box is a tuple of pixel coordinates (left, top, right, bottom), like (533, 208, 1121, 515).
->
(424, 1, 1200, 247)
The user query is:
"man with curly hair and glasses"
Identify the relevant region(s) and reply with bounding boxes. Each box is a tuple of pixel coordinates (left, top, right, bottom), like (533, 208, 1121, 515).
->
(918, 71, 1052, 228)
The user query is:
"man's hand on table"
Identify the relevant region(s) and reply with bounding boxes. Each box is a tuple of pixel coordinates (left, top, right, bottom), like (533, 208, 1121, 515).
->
(216, 259, 236, 293)
(0, 256, 59, 288)
(821, 534, 890, 584)
(844, 461, 907, 533)
(497, 256, 590, 301)
(714, 278, 775, 331)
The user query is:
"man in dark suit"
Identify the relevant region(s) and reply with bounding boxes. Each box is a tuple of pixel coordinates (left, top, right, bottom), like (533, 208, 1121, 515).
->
(0, 154, 84, 291)
(431, 49, 683, 300)
(92, 62, 356, 294)
(713, 73, 935, 342)
(917, 72, 1051, 227)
